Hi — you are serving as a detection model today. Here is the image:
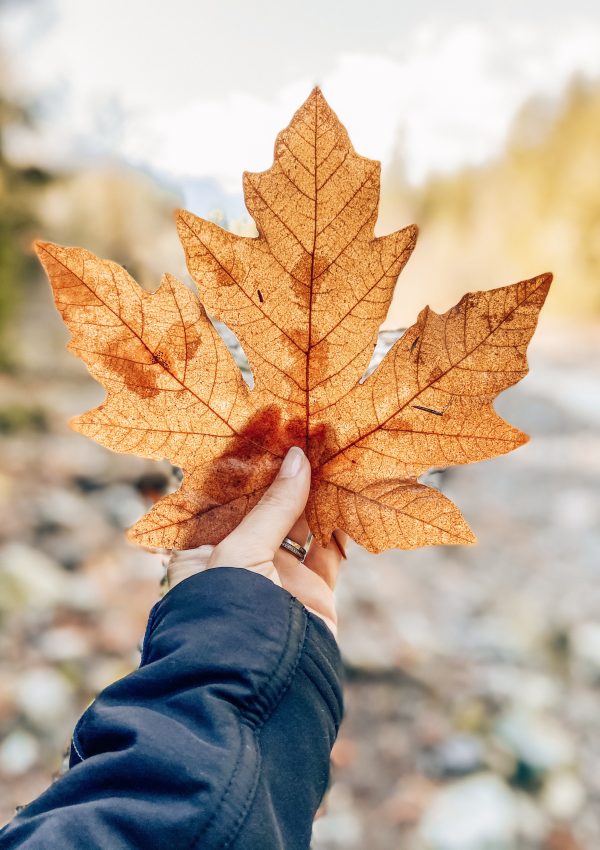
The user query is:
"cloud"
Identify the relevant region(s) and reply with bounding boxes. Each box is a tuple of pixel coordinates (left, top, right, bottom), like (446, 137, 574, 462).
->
(4, 4, 600, 192)
(118, 21, 600, 189)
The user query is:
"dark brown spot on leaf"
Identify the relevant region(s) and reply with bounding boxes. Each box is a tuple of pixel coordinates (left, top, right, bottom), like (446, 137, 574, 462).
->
(412, 405, 443, 416)
(98, 343, 160, 399)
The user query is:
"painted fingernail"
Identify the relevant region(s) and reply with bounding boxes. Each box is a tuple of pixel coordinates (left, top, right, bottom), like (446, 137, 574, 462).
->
(278, 446, 305, 478)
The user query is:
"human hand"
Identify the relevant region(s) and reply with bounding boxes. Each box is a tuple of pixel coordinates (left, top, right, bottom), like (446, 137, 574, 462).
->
(166, 447, 347, 637)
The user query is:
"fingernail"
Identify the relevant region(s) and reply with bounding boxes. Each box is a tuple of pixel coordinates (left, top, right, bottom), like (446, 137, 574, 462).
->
(278, 446, 305, 478)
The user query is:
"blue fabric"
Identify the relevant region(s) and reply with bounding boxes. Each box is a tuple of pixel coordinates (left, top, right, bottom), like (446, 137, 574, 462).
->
(0, 567, 344, 849)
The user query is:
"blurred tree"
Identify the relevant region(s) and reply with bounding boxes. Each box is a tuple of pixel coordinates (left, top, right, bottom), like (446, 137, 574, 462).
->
(35, 166, 184, 292)
(0, 61, 51, 369)
(506, 78, 600, 315)
(383, 78, 600, 327)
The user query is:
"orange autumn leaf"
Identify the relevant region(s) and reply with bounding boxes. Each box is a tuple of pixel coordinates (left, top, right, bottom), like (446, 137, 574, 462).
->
(35, 88, 552, 553)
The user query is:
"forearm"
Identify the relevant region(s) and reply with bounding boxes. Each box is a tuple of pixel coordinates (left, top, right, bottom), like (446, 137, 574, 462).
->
(0, 568, 344, 850)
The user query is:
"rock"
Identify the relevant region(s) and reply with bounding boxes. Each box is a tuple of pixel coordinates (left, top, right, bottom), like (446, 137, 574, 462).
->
(544, 826, 585, 850)
(428, 733, 486, 778)
(331, 737, 358, 769)
(14, 668, 74, 732)
(39, 521, 111, 569)
(339, 627, 398, 672)
(380, 774, 437, 826)
(0, 671, 17, 725)
(552, 489, 598, 532)
(570, 622, 600, 681)
(91, 483, 146, 529)
(513, 791, 548, 844)
(38, 626, 91, 661)
(33, 487, 98, 530)
(494, 710, 575, 776)
(541, 772, 586, 820)
(0, 730, 40, 777)
(42, 434, 108, 483)
(484, 668, 561, 712)
(336, 558, 440, 673)
(30, 485, 115, 567)
(420, 774, 517, 850)
(84, 657, 135, 694)
(311, 783, 364, 848)
(65, 573, 104, 612)
(0, 543, 69, 612)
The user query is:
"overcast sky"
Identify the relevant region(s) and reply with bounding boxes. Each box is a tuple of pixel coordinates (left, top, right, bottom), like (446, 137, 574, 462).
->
(2, 0, 600, 194)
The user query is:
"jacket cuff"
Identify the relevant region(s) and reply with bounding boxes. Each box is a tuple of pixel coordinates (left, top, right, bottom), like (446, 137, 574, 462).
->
(140, 566, 344, 730)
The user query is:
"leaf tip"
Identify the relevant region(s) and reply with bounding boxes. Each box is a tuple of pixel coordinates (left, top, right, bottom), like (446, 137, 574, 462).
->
(68, 413, 87, 434)
(174, 207, 190, 230)
(450, 514, 477, 546)
(407, 223, 419, 245)
(125, 524, 142, 545)
(126, 524, 153, 551)
(68, 411, 91, 436)
(538, 271, 553, 297)
(33, 239, 55, 261)
(305, 84, 334, 114)
(465, 530, 478, 546)
(126, 521, 169, 553)
(175, 208, 203, 245)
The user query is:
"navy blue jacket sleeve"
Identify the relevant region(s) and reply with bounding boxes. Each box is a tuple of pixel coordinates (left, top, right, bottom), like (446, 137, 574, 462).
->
(0, 567, 344, 850)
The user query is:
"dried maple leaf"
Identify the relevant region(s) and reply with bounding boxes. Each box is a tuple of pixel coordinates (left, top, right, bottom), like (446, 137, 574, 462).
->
(35, 88, 552, 553)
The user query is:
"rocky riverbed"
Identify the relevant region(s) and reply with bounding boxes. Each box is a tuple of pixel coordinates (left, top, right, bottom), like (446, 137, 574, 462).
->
(0, 320, 598, 850)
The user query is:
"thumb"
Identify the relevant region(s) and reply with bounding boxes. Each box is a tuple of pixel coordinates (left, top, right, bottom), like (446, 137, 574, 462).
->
(209, 447, 311, 569)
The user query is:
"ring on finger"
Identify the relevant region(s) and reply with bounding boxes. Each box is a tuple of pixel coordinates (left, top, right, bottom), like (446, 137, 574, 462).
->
(279, 537, 307, 562)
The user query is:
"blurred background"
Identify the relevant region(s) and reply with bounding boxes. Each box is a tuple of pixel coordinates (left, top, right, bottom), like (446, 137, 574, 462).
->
(0, 0, 599, 847)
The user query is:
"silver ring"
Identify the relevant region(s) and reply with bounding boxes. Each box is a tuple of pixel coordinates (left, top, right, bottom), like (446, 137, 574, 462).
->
(279, 537, 307, 562)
